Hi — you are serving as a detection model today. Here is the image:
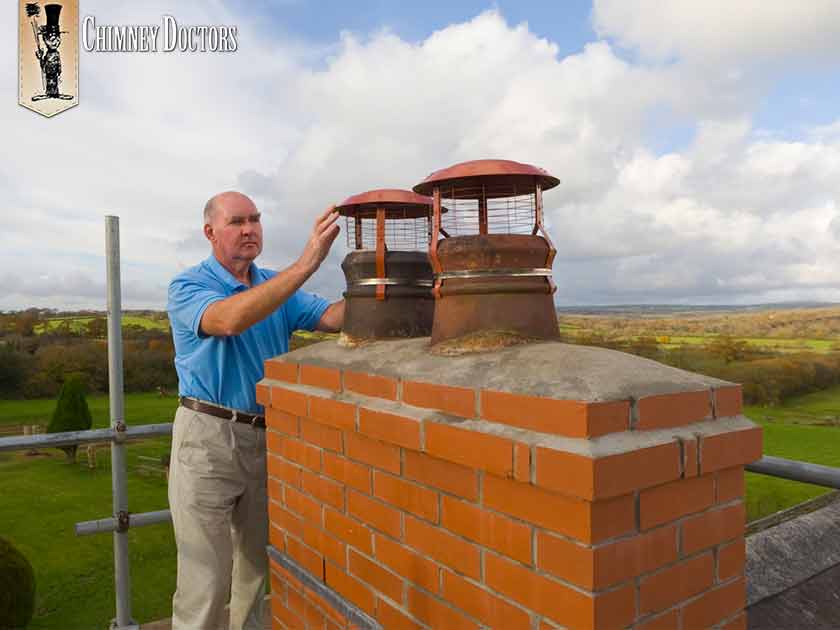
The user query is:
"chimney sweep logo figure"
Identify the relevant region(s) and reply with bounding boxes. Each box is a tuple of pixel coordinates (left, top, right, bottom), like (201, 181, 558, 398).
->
(29, 4, 72, 101)
(19, 0, 78, 117)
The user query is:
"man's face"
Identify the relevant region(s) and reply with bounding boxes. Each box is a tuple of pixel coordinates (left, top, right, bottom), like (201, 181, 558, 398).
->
(43, 32, 61, 50)
(206, 196, 263, 266)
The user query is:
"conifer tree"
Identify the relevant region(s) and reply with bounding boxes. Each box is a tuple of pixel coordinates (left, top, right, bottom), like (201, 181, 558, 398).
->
(47, 374, 93, 462)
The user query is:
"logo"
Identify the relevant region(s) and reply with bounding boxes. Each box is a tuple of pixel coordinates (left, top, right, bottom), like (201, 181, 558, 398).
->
(18, 1, 79, 118)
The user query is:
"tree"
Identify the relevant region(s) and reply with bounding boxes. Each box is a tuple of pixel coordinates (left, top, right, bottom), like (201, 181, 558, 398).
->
(47, 374, 93, 463)
(0, 536, 35, 630)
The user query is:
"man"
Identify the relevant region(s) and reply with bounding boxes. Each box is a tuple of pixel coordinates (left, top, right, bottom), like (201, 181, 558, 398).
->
(167, 191, 344, 629)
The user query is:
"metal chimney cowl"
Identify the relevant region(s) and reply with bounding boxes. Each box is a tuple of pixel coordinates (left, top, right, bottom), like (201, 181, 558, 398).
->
(413, 159, 561, 348)
(336, 189, 435, 342)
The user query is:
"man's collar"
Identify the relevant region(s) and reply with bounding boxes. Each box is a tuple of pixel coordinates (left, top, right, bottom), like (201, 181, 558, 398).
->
(206, 255, 258, 290)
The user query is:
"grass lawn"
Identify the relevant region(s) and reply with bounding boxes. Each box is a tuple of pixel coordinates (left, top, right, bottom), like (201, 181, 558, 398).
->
(743, 384, 840, 521)
(0, 393, 178, 628)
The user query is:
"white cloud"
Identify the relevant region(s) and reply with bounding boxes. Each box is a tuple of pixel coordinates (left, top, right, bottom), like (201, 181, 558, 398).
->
(1, 5, 838, 309)
(592, 0, 840, 68)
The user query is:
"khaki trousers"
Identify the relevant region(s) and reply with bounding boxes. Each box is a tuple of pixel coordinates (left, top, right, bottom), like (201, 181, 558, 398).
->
(168, 405, 268, 630)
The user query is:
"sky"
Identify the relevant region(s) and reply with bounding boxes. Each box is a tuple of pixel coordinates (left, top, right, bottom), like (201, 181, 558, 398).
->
(2, 0, 840, 310)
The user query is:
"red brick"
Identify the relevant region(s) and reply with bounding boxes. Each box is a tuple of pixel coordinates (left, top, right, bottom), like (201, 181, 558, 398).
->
(304, 585, 346, 626)
(485, 552, 635, 630)
(374, 472, 439, 522)
(266, 408, 300, 436)
(404, 451, 478, 501)
(538, 525, 678, 590)
(637, 390, 712, 430)
(442, 570, 531, 629)
(324, 508, 373, 555)
(286, 536, 324, 580)
(322, 452, 372, 494)
(481, 390, 629, 438)
(715, 386, 743, 418)
(300, 418, 344, 452)
(700, 427, 762, 474)
(402, 381, 475, 418)
(325, 562, 374, 615)
(636, 610, 680, 630)
(265, 359, 298, 383)
(484, 474, 635, 544)
(300, 364, 341, 392)
(268, 454, 303, 489)
(309, 396, 357, 431)
(271, 594, 304, 629)
(375, 598, 424, 630)
(272, 385, 309, 417)
(639, 552, 714, 614)
(302, 526, 346, 568)
(284, 485, 323, 525)
(348, 549, 403, 603)
(639, 475, 715, 530)
(719, 538, 746, 581)
(344, 371, 398, 401)
(682, 503, 745, 555)
(425, 421, 513, 478)
(302, 469, 345, 511)
(269, 501, 305, 540)
(407, 586, 480, 630)
(441, 495, 531, 564)
(359, 407, 422, 450)
(717, 466, 745, 503)
(256, 382, 271, 406)
(278, 435, 322, 472)
(344, 432, 400, 474)
(373, 534, 439, 593)
(536, 441, 681, 500)
(682, 577, 746, 629)
(347, 490, 402, 538)
(404, 515, 480, 580)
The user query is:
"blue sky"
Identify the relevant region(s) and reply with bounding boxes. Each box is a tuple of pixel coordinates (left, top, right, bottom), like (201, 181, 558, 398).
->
(1, 0, 839, 309)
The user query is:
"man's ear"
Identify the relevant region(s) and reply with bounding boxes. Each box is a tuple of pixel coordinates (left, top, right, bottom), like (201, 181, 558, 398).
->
(203, 223, 214, 242)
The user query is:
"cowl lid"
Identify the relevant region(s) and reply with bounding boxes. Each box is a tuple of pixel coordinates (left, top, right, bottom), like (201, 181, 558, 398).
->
(413, 159, 560, 197)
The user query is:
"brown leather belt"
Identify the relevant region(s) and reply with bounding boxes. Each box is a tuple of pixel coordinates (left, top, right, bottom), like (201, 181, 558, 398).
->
(180, 397, 266, 429)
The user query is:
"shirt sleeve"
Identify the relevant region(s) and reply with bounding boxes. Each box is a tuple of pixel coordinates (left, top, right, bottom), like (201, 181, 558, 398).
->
(167, 274, 226, 338)
(284, 289, 330, 332)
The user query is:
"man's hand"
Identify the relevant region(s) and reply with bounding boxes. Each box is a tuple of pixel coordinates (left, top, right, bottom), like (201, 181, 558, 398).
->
(296, 206, 340, 276)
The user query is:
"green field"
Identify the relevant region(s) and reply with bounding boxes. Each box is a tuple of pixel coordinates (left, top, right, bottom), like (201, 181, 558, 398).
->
(1, 387, 839, 627)
(0, 393, 177, 629)
(33, 315, 169, 335)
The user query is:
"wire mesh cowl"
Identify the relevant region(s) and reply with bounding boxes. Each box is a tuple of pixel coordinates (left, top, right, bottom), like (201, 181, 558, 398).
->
(336, 189, 435, 340)
(413, 159, 560, 346)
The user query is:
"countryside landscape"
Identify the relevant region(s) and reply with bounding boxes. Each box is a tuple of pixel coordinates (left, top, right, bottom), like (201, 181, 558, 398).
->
(1, 304, 839, 627)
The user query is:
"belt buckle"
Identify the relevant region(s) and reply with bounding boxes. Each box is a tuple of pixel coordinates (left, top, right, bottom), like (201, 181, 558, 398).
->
(231, 409, 238, 423)
(250, 415, 258, 427)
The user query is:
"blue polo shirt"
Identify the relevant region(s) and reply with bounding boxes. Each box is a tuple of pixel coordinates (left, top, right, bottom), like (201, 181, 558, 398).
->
(167, 255, 329, 413)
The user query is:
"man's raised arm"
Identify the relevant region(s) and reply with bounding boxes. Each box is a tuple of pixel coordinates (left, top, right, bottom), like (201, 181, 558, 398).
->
(201, 206, 341, 337)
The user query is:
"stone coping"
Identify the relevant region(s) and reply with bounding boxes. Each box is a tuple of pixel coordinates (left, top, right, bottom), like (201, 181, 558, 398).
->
(276, 339, 732, 401)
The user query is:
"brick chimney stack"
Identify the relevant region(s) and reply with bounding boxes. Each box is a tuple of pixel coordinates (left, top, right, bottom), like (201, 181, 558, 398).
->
(259, 339, 761, 629)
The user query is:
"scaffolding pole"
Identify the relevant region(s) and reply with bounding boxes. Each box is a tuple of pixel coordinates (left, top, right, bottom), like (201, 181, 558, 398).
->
(105, 216, 136, 630)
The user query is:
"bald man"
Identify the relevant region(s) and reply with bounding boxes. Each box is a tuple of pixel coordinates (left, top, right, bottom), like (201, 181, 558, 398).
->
(167, 192, 344, 629)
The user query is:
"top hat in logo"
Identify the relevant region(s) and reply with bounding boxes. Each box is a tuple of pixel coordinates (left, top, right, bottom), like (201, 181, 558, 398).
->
(19, 0, 79, 117)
